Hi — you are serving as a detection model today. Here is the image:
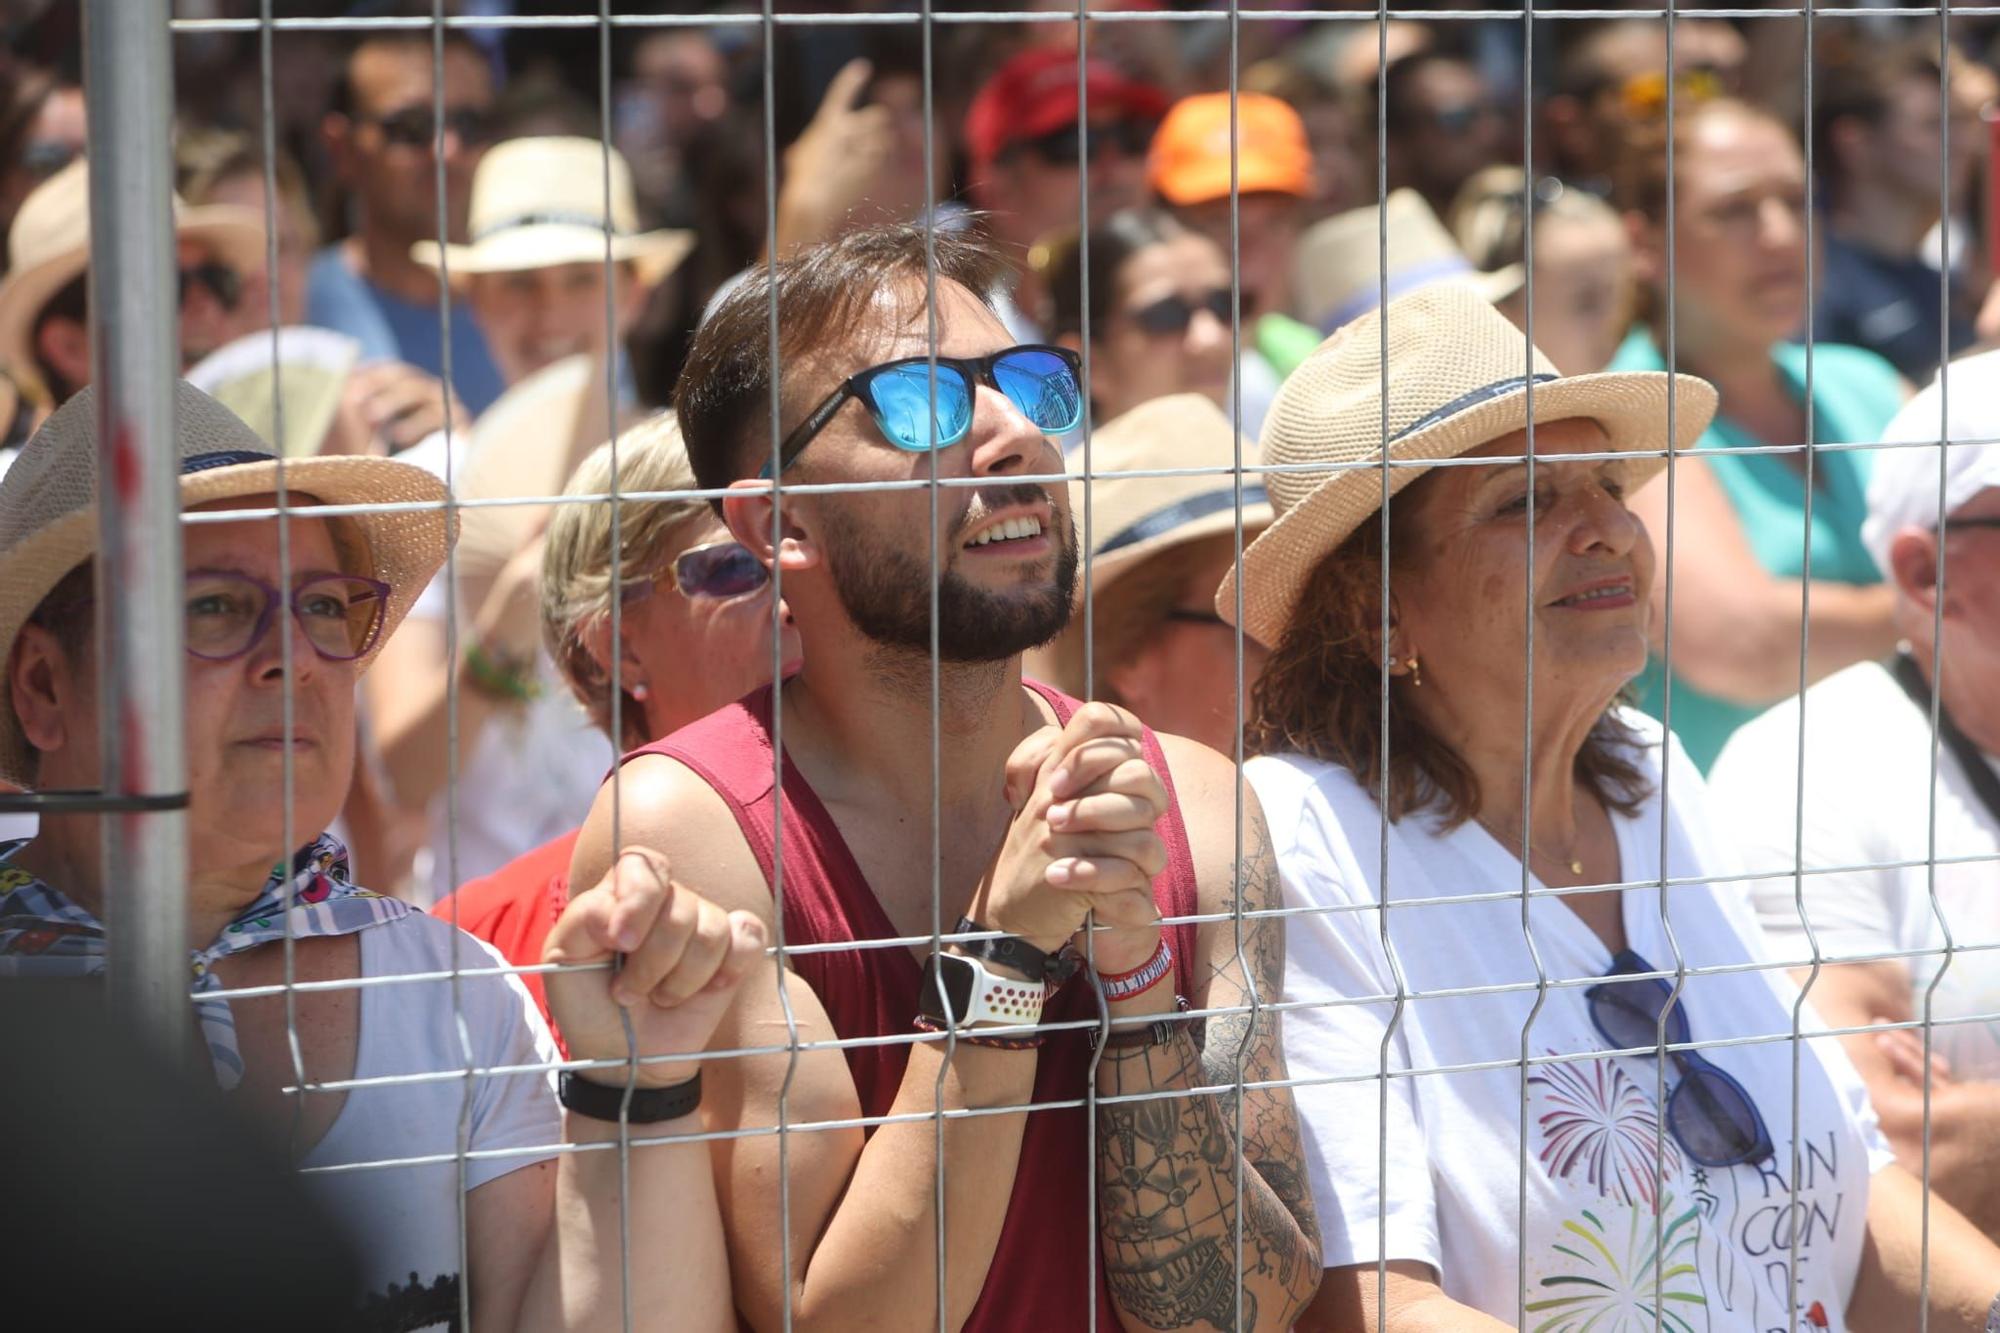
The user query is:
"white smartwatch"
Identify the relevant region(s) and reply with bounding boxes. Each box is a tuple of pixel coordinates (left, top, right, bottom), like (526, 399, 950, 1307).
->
(917, 951, 1047, 1027)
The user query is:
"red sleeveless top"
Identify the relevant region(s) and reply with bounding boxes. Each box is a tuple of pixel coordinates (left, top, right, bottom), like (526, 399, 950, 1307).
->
(624, 680, 1199, 1330)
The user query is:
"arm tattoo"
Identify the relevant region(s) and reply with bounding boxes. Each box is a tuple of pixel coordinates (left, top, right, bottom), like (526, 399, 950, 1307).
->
(1095, 811, 1320, 1329)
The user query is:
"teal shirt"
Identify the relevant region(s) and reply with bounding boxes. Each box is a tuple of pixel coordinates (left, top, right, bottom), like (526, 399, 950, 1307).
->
(1607, 329, 1904, 770)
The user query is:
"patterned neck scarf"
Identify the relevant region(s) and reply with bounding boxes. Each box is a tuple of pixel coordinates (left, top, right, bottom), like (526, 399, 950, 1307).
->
(0, 832, 409, 1089)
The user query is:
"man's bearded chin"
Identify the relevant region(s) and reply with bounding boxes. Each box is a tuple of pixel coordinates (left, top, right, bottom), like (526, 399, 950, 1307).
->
(824, 503, 1078, 663)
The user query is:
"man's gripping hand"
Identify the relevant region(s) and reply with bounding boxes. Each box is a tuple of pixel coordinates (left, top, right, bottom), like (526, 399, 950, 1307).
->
(967, 701, 1169, 958)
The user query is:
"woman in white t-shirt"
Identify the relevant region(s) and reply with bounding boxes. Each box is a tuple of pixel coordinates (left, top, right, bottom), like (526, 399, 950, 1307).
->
(0, 386, 760, 1332)
(1215, 288, 2000, 1329)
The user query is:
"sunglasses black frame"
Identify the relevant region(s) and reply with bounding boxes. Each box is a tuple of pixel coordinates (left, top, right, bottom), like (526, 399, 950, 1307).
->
(365, 104, 495, 151)
(1127, 289, 1236, 338)
(767, 344, 1083, 477)
(1584, 949, 1776, 1169)
(1942, 516, 2000, 533)
(178, 261, 244, 313)
(1012, 119, 1155, 167)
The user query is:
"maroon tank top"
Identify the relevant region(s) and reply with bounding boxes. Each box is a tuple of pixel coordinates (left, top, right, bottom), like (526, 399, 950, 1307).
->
(625, 679, 1199, 1331)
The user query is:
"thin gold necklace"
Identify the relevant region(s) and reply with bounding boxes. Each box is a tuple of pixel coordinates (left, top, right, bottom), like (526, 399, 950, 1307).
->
(1480, 817, 1585, 877)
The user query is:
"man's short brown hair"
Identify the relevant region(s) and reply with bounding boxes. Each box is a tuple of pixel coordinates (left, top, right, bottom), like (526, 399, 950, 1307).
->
(674, 223, 1007, 495)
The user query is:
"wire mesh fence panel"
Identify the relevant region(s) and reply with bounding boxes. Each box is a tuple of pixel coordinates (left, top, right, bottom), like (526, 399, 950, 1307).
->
(0, 0, 1987, 1328)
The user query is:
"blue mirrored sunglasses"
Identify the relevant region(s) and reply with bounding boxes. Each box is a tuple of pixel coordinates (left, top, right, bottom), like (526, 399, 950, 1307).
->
(762, 344, 1084, 478)
(1585, 950, 1776, 1168)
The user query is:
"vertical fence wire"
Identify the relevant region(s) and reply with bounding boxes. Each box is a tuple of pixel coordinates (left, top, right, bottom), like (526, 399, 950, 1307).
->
(1370, 8, 1408, 1329)
(755, 8, 805, 1333)
(1789, 6, 1823, 1327)
(1917, 8, 1956, 1326)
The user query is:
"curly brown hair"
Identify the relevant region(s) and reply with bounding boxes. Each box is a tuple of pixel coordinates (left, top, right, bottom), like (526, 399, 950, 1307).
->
(1243, 504, 1654, 827)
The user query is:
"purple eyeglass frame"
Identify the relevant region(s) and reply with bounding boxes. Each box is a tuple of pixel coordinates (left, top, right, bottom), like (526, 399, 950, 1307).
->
(184, 568, 394, 663)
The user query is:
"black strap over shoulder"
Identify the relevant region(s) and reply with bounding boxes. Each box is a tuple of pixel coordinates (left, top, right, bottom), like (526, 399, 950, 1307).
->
(1889, 653, 2000, 828)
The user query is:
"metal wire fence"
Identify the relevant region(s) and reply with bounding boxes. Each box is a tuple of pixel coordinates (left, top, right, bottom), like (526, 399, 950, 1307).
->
(27, 1, 1998, 1329)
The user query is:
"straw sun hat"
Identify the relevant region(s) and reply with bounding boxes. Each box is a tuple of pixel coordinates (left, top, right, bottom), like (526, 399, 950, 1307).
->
(0, 381, 457, 787)
(1293, 188, 1519, 335)
(1216, 285, 1717, 649)
(1043, 393, 1272, 691)
(412, 136, 694, 285)
(0, 158, 265, 406)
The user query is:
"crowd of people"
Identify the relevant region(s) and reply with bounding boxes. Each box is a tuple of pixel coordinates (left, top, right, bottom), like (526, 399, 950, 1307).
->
(3, 2, 2000, 1329)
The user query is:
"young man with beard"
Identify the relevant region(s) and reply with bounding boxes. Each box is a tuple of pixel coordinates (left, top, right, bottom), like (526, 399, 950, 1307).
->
(568, 224, 1320, 1331)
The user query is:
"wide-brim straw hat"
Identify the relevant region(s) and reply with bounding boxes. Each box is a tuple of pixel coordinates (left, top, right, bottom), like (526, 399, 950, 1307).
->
(1294, 188, 1518, 334)
(412, 136, 694, 286)
(0, 381, 457, 787)
(1216, 285, 1717, 649)
(1042, 393, 1271, 692)
(0, 158, 265, 407)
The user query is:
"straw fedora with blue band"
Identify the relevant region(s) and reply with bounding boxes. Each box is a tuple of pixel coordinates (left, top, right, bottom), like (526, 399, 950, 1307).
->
(0, 381, 457, 787)
(1039, 393, 1272, 694)
(1216, 284, 1718, 650)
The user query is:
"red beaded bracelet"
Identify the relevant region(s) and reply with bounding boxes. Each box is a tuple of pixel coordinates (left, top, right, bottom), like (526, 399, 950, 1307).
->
(1096, 936, 1174, 1001)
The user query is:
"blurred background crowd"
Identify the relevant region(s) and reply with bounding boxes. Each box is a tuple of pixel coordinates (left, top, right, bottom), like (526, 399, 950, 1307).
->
(3, 0, 1996, 901)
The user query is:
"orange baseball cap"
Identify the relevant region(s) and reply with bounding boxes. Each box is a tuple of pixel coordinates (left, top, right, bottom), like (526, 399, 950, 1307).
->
(1148, 92, 1314, 206)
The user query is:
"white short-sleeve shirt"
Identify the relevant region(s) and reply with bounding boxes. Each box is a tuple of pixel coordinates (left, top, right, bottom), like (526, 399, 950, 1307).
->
(1709, 661, 2000, 1079)
(1254, 715, 1893, 1329)
(303, 912, 562, 1329)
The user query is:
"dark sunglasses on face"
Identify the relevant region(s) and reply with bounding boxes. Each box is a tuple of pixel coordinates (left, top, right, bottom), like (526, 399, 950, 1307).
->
(1943, 516, 2000, 533)
(765, 343, 1085, 477)
(622, 540, 771, 605)
(184, 569, 392, 663)
(1015, 119, 1155, 168)
(367, 104, 494, 151)
(1585, 949, 1776, 1168)
(1127, 289, 1236, 338)
(178, 261, 244, 313)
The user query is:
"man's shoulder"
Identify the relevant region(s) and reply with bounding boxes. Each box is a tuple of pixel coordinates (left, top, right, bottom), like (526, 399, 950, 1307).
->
(1714, 661, 1911, 782)
(573, 746, 774, 921)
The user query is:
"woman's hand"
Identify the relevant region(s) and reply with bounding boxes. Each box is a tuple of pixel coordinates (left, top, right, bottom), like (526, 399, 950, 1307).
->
(545, 846, 768, 1088)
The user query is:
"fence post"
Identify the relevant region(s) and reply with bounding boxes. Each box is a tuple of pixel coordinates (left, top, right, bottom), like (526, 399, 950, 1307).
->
(83, 0, 191, 1069)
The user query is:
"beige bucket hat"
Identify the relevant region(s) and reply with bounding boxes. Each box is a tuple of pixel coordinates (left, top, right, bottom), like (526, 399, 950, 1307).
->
(1041, 393, 1271, 692)
(1216, 284, 1717, 649)
(1293, 188, 1518, 334)
(0, 158, 266, 407)
(0, 381, 457, 786)
(412, 136, 694, 285)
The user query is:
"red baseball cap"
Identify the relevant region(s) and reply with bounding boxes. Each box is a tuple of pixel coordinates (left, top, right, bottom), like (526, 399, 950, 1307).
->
(964, 48, 1170, 178)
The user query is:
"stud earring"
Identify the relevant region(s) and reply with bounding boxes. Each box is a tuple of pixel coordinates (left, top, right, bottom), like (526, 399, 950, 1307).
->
(631, 681, 650, 702)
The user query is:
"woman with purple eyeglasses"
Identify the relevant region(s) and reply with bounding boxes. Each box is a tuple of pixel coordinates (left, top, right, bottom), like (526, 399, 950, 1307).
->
(0, 383, 763, 1331)
(434, 412, 800, 1038)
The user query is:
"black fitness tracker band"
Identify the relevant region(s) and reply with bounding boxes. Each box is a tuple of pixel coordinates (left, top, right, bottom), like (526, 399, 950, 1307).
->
(953, 916, 1081, 985)
(558, 1069, 703, 1123)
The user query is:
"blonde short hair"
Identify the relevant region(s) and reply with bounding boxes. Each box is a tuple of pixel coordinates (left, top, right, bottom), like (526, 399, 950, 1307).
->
(540, 414, 711, 748)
